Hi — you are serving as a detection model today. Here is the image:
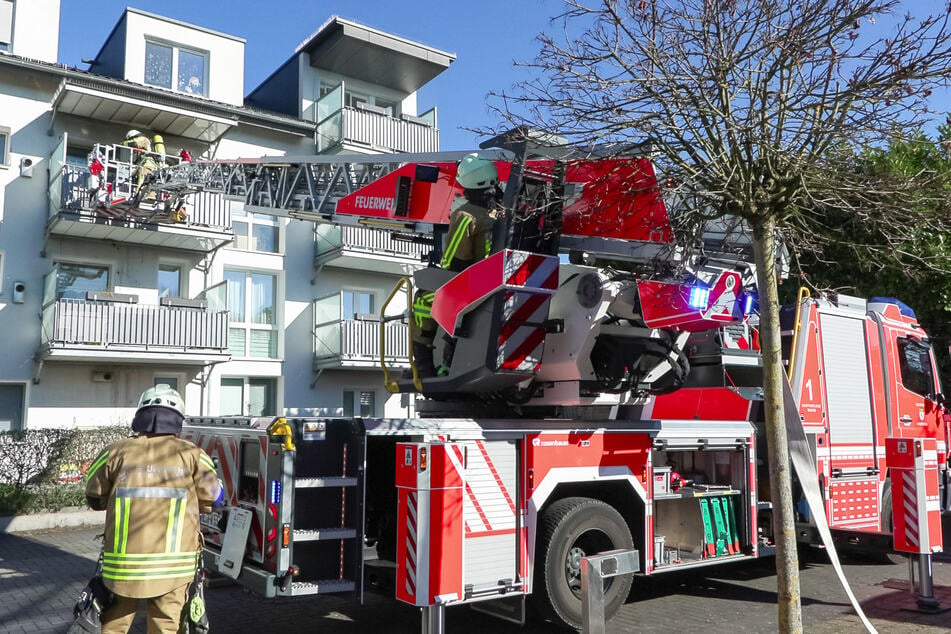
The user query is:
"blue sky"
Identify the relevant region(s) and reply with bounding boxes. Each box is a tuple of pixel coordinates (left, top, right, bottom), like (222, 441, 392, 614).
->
(57, 2, 949, 151)
(57, 0, 562, 151)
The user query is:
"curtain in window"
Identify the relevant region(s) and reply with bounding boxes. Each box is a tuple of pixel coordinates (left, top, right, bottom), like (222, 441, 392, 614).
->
(225, 271, 245, 322)
(251, 274, 274, 324)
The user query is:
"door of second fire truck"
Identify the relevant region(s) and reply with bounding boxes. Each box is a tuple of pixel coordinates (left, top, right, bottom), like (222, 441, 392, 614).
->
(813, 301, 880, 528)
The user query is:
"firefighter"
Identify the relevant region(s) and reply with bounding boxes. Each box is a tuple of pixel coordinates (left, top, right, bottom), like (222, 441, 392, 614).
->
(85, 384, 222, 634)
(122, 129, 159, 200)
(411, 152, 501, 377)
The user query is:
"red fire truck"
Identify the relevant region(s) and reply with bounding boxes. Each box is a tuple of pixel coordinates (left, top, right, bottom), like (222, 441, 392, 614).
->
(98, 129, 947, 629)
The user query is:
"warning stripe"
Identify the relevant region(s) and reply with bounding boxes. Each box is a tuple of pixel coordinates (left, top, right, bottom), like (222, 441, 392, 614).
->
(498, 287, 554, 345)
(902, 471, 919, 547)
(405, 491, 418, 597)
(465, 481, 492, 533)
(475, 440, 516, 515)
(500, 326, 547, 371)
(505, 253, 559, 289)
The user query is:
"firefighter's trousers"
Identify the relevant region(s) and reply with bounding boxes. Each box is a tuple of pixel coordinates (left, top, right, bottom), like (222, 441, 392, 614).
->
(101, 583, 188, 634)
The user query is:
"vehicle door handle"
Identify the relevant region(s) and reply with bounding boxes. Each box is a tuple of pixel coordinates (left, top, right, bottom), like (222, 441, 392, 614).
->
(899, 415, 913, 423)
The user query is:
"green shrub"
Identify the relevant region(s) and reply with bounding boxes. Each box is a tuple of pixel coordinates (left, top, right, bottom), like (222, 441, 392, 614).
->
(0, 482, 88, 515)
(0, 426, 129, 498)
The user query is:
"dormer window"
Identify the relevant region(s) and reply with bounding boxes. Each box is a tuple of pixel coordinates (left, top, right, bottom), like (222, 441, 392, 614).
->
(144, 39, 208, 96)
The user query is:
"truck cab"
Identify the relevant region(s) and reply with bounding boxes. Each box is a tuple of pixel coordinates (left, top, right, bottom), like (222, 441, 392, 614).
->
(781, 293, 949, 545)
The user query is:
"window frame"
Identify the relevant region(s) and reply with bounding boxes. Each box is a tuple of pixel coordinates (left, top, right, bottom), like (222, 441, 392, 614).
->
(342, 289, 375, 320)
(219, 376, 277, 416)
(896, 336, 937, 397)
(143, 38, 209, 97)
(0, 125, 10, 168)
(343, 389, 376, 418)
(224, 269, 280, 359)
(231, 208, 280, 253)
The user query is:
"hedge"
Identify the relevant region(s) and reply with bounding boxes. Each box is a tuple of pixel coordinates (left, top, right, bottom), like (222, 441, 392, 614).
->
(0, 426, 129, 515)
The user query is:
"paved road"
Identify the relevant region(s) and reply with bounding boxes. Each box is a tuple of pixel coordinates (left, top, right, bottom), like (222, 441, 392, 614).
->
(2, 523, 950, 633)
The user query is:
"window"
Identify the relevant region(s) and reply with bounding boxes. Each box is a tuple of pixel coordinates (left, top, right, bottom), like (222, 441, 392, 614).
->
(55, 263, 108, 300)
(0, 125, 9, 167)
(897, 336, 936, 397)
(342, 290, 374, 320)
(154, 375, 180, 392)
(0, 1, 12, 52)
(343, 390, 375, 417)
(220, 377, 275, 416)
(0, 383, 25, 432)
(158, 264, 182, 299)
(225, 270, 278, 358)
(232, 208, 279, 253)
(145, 40, 208, 96)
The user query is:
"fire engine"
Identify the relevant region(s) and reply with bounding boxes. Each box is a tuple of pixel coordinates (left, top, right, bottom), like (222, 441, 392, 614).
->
(86, 129, 949, 630)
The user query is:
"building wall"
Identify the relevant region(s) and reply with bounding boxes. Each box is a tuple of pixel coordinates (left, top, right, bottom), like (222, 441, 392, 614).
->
(0, 70, 60, 398)
(121, 9, 245, 106)
(10, 0, 59, 63)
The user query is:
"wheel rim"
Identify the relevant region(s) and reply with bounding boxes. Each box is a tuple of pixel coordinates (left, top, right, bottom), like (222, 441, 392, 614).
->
(563, 528, 616, 597)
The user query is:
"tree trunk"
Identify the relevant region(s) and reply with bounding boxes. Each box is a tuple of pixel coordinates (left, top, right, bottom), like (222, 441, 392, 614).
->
(751, 215, 803, 633)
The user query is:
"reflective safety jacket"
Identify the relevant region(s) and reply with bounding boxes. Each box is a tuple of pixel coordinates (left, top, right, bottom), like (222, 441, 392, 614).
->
(85, 435, 221, 598)
(441, 200, 495, 272)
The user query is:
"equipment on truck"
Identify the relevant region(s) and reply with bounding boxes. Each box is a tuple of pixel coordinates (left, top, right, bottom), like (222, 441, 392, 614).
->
(107, 127, 948, 630)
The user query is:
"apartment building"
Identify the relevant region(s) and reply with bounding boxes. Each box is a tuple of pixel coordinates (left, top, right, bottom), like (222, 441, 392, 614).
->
(0, 2, 454, 429)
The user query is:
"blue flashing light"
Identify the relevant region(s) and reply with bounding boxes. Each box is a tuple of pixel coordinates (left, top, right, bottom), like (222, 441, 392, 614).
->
(270, 480, 282, 505)
(743, 293, 755, 315)
(869, 297, 917, 320)
(688, 286, 710, 310)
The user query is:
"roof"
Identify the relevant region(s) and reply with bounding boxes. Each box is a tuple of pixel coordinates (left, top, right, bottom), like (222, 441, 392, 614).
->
(0, 53, 315, 141)
(295, 16, 455, 94)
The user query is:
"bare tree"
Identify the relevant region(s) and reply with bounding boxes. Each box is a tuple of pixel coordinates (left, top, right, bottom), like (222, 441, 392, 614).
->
(494, 1, 951, 631)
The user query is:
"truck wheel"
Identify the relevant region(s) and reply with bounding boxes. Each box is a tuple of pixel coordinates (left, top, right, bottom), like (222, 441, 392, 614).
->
(532, 497, 634, 629)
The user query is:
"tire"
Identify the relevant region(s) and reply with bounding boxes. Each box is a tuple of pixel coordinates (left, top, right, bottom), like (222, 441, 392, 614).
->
(531, 497, 635, 630)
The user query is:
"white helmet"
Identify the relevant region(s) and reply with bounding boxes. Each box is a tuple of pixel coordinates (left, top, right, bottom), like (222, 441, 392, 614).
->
(126, 129, 142, 140)
(137, 384, 185, 417)
(456, 153, 499, 190)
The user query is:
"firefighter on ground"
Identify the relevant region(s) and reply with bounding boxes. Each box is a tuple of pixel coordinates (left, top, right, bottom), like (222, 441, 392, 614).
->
(412, 152, 501, 377)
(85, 384, 222, 634)
(122, 129, 159, 200)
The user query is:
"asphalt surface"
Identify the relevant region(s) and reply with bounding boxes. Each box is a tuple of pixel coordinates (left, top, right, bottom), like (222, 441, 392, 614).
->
(2, 522, 951, 633)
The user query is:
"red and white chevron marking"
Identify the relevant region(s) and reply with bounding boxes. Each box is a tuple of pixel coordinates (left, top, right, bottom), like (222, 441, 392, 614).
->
(901, 470, 920, 547)
(450, 442, 517, 536)
(404, 491, 418, 598)
(498, 253, 558, 371)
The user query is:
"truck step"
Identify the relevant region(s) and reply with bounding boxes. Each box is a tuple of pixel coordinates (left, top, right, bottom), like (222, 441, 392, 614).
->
(293, 527, 357, 541)
(290, 579, 356, 596)
(295, 476, 358, 488)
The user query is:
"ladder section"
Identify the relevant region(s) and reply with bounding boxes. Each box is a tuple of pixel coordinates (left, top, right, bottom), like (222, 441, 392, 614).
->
(287, 418, 366, 597)
(151, 150, 476, 224)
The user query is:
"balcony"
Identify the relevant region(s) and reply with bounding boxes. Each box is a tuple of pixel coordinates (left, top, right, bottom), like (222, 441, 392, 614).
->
(38, 297, 230, 365)
(313, 298, 409, 370)
(314, 225, 429, 274)
(47, 139, 233, 253)
(313, 84, 439, 154)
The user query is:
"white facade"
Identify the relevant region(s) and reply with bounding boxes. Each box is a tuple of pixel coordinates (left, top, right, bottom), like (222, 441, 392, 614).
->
(0, 5, 453, 429)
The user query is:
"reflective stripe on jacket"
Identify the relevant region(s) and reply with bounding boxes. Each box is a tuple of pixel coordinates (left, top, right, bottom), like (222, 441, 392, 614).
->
(86, 435, 221, 598)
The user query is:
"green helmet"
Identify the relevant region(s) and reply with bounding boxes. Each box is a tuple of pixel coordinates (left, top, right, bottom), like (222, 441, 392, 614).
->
(137, 384, 185, 417)
(456, 153, 498, 190)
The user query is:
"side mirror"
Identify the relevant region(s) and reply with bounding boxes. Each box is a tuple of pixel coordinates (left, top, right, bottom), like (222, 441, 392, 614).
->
(927, 392, 947, 408)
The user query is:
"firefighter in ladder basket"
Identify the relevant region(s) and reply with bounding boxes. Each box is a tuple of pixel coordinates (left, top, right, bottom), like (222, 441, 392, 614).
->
(411, 152, 500, 377)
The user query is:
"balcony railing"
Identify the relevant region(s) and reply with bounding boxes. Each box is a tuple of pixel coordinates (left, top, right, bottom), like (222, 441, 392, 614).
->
(314, 225, 429, 270)
(40, 298, 229, 359)
(48, 160, 233, 252)
(313, 318, 409, 369)
(314, 84, 439, 154)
